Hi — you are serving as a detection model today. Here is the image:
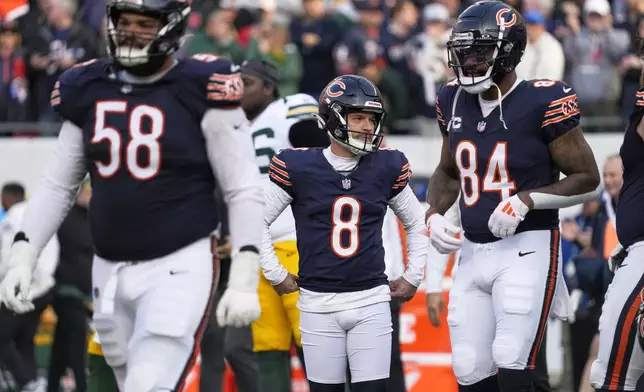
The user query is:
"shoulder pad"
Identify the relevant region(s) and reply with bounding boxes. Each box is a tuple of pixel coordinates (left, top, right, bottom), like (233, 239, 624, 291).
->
(284, 94, 318, 120)
(183, 54, 243, 109)
(51, 58, 108, 125)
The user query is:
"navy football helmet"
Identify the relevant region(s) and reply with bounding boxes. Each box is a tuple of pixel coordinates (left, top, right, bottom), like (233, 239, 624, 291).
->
(316, 75, 386, 156)
(106, 0, 190, 76)
(447, 1, 527, 94)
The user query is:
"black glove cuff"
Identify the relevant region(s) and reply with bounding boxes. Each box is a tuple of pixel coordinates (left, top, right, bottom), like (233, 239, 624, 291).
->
(13, 232, 29, 244)
(239, 245, 259, 254)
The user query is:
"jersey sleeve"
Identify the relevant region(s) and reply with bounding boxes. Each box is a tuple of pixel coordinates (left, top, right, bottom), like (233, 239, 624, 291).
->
(388, 150, 412, 199)
(436, 81, 457, 136)
(188, 54, 243, 109)
(50, 63, 93, 127)
(540, 81, 581, 143)
(268, 150, 294, 197)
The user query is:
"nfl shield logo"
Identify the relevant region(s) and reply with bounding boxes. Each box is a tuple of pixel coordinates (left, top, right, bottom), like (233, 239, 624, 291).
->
(342, 178, 352, 190)
(477, 121, 487, 132)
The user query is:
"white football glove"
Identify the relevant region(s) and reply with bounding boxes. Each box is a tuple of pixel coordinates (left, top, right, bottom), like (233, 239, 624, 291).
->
(427, 213, 462, 254)
(0, 240, 39, 313)
(216, 250, 261, 328)
(608, 243, 626, 272)
(488, 195, 530, 238)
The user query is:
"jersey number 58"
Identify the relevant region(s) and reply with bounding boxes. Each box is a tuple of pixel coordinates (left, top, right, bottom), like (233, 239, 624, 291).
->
(92, 101, 163, 180)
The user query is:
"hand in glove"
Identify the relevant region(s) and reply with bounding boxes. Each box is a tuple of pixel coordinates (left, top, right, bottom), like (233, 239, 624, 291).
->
(216, 250, 262, 327)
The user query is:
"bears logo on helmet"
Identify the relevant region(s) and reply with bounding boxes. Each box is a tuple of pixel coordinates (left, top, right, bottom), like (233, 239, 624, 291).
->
(447, 1, 527, 94)
(316, 75, 386, 156)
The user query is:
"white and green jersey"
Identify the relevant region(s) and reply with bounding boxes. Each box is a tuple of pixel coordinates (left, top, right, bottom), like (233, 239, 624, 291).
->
(251, 94, 318, 242)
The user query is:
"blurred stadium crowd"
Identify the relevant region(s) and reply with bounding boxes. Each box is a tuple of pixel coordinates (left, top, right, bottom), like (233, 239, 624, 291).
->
(0, 0, 643, 134)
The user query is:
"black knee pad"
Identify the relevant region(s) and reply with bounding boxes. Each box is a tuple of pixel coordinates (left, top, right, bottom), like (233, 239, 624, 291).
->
(497, 368, 535, 392)
(308, 381, 345, 392)
(351, 378, 387, 392)
(459, 374, 499, 392)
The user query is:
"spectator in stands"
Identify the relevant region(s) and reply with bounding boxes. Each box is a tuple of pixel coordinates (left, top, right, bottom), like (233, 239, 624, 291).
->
(562, 0, 630, 117)
(186, 9, 246, 64)
(516, 11, 565, 81)
(23, 0, 102, 124)
(619, 15, 644, 123)
(380, 0, 418, 77)
(245, 13, 303, 96)
(334, 0, 385, 76)
(0, 182, 57, 392)
(408, 3, 452, 119)
(0, 20, 28, 125)
(290, 0, 344, 97)
(563, 155, 622, 392)
(47, 179, 92, 392)
(356, 56, 410, 132)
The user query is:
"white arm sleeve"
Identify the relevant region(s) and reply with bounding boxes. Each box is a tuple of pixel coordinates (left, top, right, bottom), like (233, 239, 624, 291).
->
(530, 186, 601, 210)
(424, 197, 461, 293)
(21, 121, 87, 252)
(202, 108, 264, 253)
(261, 181, 293, 285)
(389, 185, 428, 287)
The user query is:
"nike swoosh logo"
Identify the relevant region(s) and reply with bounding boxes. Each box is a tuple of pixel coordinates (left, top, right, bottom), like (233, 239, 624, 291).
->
(563, 87, 571, 93)
(230, 64, 241, 72)
(233, 123, 243, 130)
(169, 270, 187, 275)
(518, 251, 536, 257)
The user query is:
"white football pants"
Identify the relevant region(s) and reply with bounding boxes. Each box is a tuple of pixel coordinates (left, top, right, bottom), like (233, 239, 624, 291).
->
(300, 301, 393, 384)
(92, 237, 217, 392)
(591, 241, 644, 391)
(447, 229, 570, 385)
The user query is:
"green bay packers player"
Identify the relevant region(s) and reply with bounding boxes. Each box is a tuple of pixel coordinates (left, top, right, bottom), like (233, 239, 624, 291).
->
(241, 60, 329, 391)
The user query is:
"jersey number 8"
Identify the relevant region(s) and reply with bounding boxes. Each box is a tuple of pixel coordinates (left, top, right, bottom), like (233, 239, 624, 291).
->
(455, 141, 516, 206)
(331, 196, 361, 258)
(93, 101, 163, 180)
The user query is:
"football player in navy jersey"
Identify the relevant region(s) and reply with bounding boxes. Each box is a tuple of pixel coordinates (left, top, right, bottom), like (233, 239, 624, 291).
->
(425, 2, 601, 392)
(590, 33, 644, 392)
(259, 74, 428, 392)
(0, 0, 264, 391)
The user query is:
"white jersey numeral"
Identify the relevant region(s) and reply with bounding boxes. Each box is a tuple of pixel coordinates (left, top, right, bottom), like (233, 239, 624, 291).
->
(455, 140, 516, 207)
(93, 101, 163, 180)
(330, 196, 361, 258)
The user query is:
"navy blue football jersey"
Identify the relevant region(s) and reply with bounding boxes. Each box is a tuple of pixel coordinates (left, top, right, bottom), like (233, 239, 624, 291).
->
(268, 147, 411, 293)
(51, 55, 243, 261)
(616, 87, 644, 248)
(436, 79, 581, 243)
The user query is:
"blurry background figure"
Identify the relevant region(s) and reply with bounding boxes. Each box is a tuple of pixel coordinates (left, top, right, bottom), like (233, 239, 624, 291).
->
(199, 189, 260, 392)
(291, 0, 343, 97)
(22, 0, 102, 125)
(408, 3, 452, 123)
(47, 179, 93, 392)
(245, 13, 303, 97)
(562, 0, 630, 118)
(186, 8, 246, 64)
(516, 11, 565, 80)
(618, 15, 644, 124)
(0, 20, 29, 126)
(561, 155, 622, 392)
(0, 182, 58, 392)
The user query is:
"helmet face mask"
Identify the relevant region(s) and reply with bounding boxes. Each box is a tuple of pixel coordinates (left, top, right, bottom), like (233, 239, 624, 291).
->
(316, 76, 386, 156)
(107, 0, 190, 76)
